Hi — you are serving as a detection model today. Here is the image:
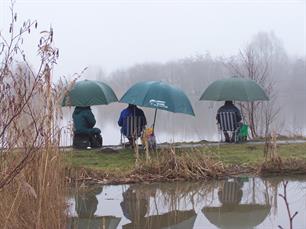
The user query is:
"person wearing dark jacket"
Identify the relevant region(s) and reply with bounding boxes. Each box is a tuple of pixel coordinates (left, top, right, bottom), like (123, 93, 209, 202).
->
(216, 101, 242, 142)
(118, 104, 147, 146)
(72, 106, 101, 148)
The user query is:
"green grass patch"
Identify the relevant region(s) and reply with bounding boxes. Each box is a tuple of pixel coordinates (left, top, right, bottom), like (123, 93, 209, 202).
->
(208, 143, 306, 165)
(64, 143, 306, 174)
(208, 144, 265, 165)
(64, 148, 134, 174)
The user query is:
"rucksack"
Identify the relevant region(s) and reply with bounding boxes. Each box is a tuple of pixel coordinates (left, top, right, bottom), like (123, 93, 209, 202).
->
(90, 133, 103, 148)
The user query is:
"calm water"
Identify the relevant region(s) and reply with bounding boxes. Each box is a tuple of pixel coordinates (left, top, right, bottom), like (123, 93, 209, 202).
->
(67, 177, 306, 229)
(60, 108, 306, 146)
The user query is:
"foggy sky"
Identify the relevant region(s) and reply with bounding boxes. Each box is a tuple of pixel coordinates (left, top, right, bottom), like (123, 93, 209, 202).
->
(1, 0, 305, 78)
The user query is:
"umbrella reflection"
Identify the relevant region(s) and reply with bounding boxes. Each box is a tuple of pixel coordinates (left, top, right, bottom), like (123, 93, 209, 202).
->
(121, 184, 197, 229)
(202, 178, 271, 229)
(67, 178, 285, 229)
(68, 186, 121, 229)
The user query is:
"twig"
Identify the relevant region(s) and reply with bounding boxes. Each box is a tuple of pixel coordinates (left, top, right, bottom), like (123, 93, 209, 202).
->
(278, 181, 298, 229)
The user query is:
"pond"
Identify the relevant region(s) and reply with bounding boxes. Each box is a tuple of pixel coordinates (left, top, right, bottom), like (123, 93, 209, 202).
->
(67, 176, 306, 229)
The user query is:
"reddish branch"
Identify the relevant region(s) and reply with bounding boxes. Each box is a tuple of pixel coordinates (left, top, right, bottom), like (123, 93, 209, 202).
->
(278, 181, 298, 229)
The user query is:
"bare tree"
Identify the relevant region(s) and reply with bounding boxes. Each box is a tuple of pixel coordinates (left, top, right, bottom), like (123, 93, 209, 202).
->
(227, 32, 284, 138)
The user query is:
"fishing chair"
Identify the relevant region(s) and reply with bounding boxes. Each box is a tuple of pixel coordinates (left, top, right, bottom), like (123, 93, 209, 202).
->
(120, 116, 146, 147)
(218, 180, 243, 204)
(218, 112, 241, 143)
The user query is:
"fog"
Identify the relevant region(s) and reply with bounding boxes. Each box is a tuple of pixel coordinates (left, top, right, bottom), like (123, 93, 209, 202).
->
(1, 0, 305, 75)
(61, 33, 306, 145)
(1, 1, 305, 145)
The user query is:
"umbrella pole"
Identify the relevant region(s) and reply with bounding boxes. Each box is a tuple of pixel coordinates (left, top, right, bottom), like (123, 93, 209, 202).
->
(152, 108, 158, 134)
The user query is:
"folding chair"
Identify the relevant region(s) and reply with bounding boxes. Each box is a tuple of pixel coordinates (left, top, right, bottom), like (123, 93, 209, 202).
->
(218, 112, 240, 143)
(219, 180, 243, 204)
(120, 116, 146, 147)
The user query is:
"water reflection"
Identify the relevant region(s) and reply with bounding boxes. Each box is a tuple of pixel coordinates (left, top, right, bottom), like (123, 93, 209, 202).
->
(68, 186, 121, 229)
(67, 177, 306, 229)
(203, 178, 271, 229)
(120, 184, 196, 229)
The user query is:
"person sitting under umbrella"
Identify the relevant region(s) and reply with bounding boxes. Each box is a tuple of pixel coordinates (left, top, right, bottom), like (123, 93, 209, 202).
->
(118, 104, 147, 147)
(216, 101, 242, 143)
(73, 106, 102, 149)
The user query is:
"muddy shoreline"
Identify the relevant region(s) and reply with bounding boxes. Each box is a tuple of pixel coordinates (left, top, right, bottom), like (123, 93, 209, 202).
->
(65, 159, 306, 185)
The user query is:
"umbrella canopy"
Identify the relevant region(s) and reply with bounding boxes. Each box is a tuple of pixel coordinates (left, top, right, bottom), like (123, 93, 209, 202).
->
(123, 210, 197, 229)
(120, 81, 195, 116)
(62, 79, 118, 107)
(202, 204, 271, 229)
(199, 77, 269, 102)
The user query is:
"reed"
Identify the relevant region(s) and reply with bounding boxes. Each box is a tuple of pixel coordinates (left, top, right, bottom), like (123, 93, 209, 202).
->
(0, 148, 67, 229)
(0, 3, 73, 228)
(134, 147, 226, 181)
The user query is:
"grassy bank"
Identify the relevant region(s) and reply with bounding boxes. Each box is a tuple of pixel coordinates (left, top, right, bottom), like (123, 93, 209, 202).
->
(65, 142, 306, 184)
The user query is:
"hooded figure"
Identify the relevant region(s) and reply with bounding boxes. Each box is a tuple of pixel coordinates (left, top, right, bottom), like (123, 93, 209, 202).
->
(72, 106, 102, 148)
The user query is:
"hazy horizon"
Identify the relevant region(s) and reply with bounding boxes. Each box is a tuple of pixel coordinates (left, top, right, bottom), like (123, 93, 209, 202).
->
(1, 0, 305, 78)
(1, 0, 305, 145)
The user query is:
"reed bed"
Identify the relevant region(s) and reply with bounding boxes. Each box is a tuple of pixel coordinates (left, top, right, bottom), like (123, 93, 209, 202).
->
(0, 4, 73, 228)
(259, 157, 306, 176)
(0, 148, 67, 229)
(259, 133, 306, 175)
(133, 148, 227, 181)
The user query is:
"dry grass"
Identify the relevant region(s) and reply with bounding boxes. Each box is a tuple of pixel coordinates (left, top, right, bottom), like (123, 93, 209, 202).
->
(133, 148, 227, 181)
(0, 4, 74, 228)
(65, 148, 229, 184)
(258, 133, 306, 176)
(0, 148, 67, 229)
(65, 142, 306, 184)
(258, 157, 306, 176)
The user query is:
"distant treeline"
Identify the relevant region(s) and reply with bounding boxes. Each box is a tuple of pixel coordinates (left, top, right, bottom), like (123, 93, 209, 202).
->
(83, 32, 306, 139)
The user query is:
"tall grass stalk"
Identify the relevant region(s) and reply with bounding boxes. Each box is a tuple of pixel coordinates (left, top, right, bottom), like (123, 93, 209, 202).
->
(0, 148, 67, 229)
(134, 148, 226, 181)
(0, 3, 73, 228)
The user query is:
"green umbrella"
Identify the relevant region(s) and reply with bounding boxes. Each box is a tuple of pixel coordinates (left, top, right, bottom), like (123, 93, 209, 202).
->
(123, 210, 196, 229)
(199, 77, 269, 101)
(119, 81, 195, 131)
(203, 204, 271, 229)
(61, 79, 118, 107)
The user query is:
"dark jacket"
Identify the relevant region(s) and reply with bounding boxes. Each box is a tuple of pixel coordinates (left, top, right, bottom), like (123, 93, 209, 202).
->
(73, 106, 100, 135)
(118, 105, 147, 137)
(216, 102, 242, 123)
